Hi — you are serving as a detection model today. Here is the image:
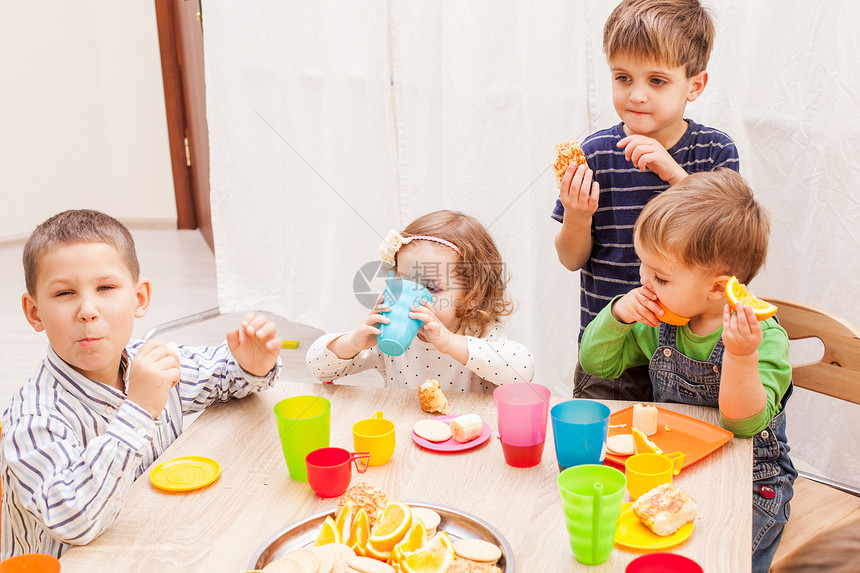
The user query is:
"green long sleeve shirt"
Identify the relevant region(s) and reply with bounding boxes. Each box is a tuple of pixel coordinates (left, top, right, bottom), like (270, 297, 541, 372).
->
(580, 299, 792, 437)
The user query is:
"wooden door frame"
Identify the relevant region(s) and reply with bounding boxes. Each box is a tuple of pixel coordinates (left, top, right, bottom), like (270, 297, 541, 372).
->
(154, 0, 197, 231)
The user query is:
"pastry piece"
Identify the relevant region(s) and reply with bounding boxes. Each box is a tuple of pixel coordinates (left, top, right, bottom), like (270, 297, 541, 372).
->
(450, 414, 483, 443)
(413, 419, 453, 442)
(631, 483, 698, 536)
(419, 379, 449, 414)
(552, 138, 587, 183)
(337, 483, 389, 528)
(632, 403, 659, 436)
(452, 538, 502, 564)
(606, 433, 635, 455)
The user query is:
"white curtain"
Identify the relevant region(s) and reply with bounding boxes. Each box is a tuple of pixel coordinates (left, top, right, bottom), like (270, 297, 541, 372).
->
(203, 1, 859, 486)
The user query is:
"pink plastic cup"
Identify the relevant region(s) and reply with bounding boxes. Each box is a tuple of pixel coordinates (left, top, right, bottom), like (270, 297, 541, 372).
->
(493, 382, 552, 467)
(305, 447, 370, 498)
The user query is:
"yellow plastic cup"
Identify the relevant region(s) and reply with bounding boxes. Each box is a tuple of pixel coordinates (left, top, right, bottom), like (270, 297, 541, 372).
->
(624, 451, 685, 500)
(352, 411, 396, 466)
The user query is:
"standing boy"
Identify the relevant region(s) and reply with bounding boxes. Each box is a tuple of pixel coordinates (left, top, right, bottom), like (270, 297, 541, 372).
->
(552, 0, 739, 399)
(1, 210, 282, 558)
(580, 169, 795, 573)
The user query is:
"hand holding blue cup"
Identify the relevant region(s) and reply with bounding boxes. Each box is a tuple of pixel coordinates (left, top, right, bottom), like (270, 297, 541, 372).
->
(376, 276, 432, 356)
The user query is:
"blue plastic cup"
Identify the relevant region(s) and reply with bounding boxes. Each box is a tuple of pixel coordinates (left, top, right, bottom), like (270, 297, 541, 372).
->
(551, 400, 610, 470)
(376, 276, 432, 356)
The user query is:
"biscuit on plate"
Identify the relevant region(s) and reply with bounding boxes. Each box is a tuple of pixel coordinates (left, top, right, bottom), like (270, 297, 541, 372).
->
(413, 419, 453, 442)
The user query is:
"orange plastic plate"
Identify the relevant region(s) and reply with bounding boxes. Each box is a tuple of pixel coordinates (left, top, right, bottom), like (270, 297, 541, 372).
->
(605, 406, 733, 469)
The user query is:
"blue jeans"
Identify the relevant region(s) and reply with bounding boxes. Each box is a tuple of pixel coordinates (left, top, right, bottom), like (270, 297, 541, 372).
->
(649, 324, 796, 573)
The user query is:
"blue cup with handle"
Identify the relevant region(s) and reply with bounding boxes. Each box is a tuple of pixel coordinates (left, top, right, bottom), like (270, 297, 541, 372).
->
(551, 400, 611, 470)
(376, 275, 432, 356)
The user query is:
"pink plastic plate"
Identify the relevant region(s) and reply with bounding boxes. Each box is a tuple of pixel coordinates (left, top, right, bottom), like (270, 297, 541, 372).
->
(411, 414, 492, 452)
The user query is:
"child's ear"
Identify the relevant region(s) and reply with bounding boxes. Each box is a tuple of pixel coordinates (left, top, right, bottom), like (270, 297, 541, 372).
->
(708, 274, 731, 301)
(687, 70, 708, 102)
(134, 278, 152, 318)
(22, 293, 45, 332)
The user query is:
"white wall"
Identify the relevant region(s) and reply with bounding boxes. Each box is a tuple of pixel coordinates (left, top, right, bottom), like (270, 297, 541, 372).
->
(0, 1, 176, 240)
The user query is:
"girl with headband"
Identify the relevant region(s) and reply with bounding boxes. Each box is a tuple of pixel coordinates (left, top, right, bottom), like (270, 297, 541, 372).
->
(306, 210, 534, 392)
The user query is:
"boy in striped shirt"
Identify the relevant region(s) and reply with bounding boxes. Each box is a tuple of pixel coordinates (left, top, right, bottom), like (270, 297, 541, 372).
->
(552, 0, 739, 399)
(1, 209, 282, 559)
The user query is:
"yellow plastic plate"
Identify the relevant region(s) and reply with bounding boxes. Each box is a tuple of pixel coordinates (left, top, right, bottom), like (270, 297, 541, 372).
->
(150, 456, 221, 492)
(615, 502, 694, 550)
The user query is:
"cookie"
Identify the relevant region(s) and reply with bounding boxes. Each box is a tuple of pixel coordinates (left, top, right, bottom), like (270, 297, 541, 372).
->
(606, 433, 635, 455)
(261, 548, 320, 572)
(348, 555, 395, 573)
(410, 506, 441, 536)
(413, 419, 452, 442)
(452, 538, 502, 564)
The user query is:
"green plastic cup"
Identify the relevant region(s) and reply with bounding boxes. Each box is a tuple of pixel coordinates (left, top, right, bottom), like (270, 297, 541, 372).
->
(557, 464, 626, 565)
(274, 396, 331, 481)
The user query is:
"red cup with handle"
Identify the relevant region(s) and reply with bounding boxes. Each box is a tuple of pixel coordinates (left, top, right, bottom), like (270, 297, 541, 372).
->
(305, 447, 370, 498)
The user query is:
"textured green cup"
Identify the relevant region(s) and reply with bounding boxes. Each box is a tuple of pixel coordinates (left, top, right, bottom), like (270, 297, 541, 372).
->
(274, 396, 331, 481)
(557, 464, 626, 565)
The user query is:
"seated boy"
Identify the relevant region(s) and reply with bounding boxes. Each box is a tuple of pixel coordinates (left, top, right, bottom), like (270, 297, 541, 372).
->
(553, 0, 740, 400)
(1, 210, 282, 559)
(579, 170, 795, 573)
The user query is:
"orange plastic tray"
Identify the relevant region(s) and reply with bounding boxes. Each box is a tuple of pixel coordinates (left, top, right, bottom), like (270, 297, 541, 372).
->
(605, 405, 733, 469)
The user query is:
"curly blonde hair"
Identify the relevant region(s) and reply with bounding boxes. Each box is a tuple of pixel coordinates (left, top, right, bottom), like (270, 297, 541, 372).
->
(398, 211, 512, 337)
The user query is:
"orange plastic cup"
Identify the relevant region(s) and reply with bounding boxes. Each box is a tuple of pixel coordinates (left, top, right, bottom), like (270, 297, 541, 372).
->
(0, 553, 61, 572)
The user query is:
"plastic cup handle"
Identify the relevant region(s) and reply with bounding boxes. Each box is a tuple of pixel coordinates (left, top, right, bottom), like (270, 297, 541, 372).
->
(664, 451, 685, 475)
(351, 452, 371, 473)
(592, 482, 604, 563)
(373, 411, 383, 420)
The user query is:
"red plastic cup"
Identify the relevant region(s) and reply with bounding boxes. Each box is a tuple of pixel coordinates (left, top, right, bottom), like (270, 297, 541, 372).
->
(626, 553, 703, 572)
(0, 553, 61, 572)
(493, 383, 551, 467)
(305, 447, 370, 498)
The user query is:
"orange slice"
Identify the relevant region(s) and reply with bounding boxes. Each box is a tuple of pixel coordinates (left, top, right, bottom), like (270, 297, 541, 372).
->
(364, 541, 392, 561)
(657, 301, 690, 326)
(348, 508, 371, 555)
(401, 532, 455, 573)
(313, 515, 340, 546)
(726, 276, 777, 321)
(368, 501, 412, 552)
(335, 500, 355, 542)
(632, 428, 663, 455)
(388, 520, 428, 566)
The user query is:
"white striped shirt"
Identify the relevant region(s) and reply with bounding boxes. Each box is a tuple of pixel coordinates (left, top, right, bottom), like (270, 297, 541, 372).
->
(1, 341, 280, 559)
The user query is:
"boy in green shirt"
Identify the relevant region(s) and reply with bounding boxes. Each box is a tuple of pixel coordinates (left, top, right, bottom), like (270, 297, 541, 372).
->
(580, 169, 794, 573)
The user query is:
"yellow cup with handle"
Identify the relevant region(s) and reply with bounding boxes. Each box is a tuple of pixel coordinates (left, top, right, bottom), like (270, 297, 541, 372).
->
(624, 451, 685, 500)
(352, 411, 396, 466)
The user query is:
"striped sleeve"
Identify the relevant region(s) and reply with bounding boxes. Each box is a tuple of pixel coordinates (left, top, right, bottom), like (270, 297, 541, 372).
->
(4, 404, 155, 547)
(169, 342, 280, 416)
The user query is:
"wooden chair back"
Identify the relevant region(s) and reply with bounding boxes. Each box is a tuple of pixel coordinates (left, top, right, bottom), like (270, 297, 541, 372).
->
(765, 298, 860, 405)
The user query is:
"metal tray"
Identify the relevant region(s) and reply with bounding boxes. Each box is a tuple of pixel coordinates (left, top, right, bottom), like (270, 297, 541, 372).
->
(249, 501, 514, 571)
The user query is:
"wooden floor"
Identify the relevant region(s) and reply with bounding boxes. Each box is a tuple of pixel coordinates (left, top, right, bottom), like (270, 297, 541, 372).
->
(0, 228, 380, 419)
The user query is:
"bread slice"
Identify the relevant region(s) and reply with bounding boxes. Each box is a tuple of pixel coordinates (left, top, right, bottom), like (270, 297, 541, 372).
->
(632, 403, 659, 436)
(631, 483, 697, 536)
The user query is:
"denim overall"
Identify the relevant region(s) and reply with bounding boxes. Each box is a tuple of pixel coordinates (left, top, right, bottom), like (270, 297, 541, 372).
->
(650, 323, 796, 573)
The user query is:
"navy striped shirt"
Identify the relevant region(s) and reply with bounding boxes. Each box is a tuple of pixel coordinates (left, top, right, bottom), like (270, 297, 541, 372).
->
(1, 342, 279, 559)
(552, 120, 739, 340)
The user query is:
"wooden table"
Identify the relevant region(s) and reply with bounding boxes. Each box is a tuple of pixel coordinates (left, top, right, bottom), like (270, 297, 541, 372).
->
(59, 382, 752, 571)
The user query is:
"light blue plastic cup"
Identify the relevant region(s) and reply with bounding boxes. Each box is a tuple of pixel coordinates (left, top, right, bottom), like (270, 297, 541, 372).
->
(376, 276, 432, 356)
(551, 400, 610, 470)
